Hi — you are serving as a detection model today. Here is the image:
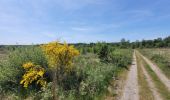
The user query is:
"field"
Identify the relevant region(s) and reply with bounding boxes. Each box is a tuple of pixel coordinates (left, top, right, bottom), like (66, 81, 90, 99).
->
(0, 44, 133, 100)
(0, 40, 170, 100)
(136, 50, 170, 100)
(139, 49, 170, 79)
(0, 49, 8, 61)
(1, 0, 170, 99)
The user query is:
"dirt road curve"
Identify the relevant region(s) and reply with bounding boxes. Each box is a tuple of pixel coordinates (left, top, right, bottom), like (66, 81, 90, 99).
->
(140, 62, 162, 100)
(121, 52, 139, 100)
(140, 53, 170, 91)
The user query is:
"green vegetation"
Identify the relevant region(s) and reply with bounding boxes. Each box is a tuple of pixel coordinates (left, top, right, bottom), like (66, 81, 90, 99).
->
(136, 53, 154, 100)
(74, 36, 170, 49)
(1, 35, 169, 100)
(139, 49, 170, 79)
(0, 46, 48, 99)
(0, 42, 133, 100)
(131, 36, 170, 48)
(140, 55, 170, 100)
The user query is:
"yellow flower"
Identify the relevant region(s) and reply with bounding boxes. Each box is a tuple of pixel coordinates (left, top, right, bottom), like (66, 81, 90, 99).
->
(22, 62, 34, 69)
(41, 41, 79, 72)
(37, 69, 45, 77)
(20, 62, 46, 88)
(37, 79, 46, 87)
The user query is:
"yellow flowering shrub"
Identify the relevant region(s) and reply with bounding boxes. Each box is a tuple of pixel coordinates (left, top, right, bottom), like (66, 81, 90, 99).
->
(20, 62, 46, 88)
(23, 62, 34, 69)
(41, 41, 79, 72)
(41, 41, 79, 99)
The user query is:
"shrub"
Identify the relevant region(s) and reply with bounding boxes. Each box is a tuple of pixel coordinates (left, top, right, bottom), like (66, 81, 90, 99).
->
(0, 46, 48, 96)
(110, 52, 132, 69)
(98, 44, 111, 62)
(20, 62, 46, 88)
(68, 54, 117, 99)
(151, 54, 170, 69)
(41, 41, 80, 99)
(0, 44, 133, 100)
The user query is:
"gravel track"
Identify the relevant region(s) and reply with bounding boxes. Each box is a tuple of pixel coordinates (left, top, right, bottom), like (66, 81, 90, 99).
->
(121, 52, 139, 100)
(140, 60, 162, 100)
(139, 52, 170, 91)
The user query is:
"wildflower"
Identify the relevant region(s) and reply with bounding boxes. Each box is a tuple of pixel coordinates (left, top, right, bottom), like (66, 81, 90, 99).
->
(41, 41, 79, 99)
(41, 41, 79, 71)
(20, 62, 46, 88)
(22, 62, 34, 69)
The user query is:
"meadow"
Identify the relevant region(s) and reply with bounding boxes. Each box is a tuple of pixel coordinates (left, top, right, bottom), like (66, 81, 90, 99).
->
(0, 36, 169, 100)
(0, 43, 133, 100)
(139, 49, 170, 79)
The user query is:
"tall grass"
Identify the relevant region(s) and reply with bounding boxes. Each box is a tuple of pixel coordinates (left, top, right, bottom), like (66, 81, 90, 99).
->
(0, 46, 48, 98)
(139, 49, 170, 79)
(143, 59, 170, 100)
(0, 45, 133, 100)
(136, 53, 154, 100)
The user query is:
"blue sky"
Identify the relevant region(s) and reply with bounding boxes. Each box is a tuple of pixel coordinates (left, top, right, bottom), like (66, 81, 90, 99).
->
(0, 0, 170, 44)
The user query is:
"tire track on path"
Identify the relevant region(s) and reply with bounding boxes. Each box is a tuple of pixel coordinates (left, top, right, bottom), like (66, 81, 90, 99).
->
(121, 52, 139, 100)
(139, 51, 170, 91)
(140, 60, 162, 100)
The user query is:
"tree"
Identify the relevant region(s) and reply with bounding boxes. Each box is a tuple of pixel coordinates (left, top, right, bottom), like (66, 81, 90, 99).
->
(164, 36, 170, 47)
(41, 41, 79, 100)
(120, 38, 130, 48)
(98, 43, 111, 62)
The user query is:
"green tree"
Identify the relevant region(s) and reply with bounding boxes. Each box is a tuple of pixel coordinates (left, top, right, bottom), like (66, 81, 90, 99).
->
(98, 44, 111, 62)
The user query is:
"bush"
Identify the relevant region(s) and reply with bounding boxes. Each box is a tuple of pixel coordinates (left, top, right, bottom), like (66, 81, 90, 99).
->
(0, 45, 133, 100)
(0, 46, 48, 96)
(151, 54, 170, 69)
(79, 63, 115, 99)
(98, 44, 112, 62)
(61, 54, 117, 99)
(110, 49, 132, 69)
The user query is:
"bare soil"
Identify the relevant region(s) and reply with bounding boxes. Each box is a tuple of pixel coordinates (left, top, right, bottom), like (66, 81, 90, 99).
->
(121, 52, 139, 100)
(140, 52, 170, 91)
(140, 61, 162, 100)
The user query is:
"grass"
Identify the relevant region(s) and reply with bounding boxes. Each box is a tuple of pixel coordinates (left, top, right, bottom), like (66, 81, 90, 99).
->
(140, 55, 170, 100)
(139, 49, 170, 79)
(155, 62, 170, 79)
(103, 67, 129, 100)
(0, 46, 133, 100)
(136, 53, 154, 100)
(0, 50, 8, 61)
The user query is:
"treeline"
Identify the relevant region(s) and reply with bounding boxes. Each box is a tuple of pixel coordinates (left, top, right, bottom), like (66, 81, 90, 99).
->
(131, 36, 170, 48)
(0, 36, 170, 50)
(73, 36, 170, 50)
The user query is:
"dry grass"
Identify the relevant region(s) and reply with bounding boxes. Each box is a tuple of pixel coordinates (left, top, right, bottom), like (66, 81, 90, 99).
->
(139, 48, 170, 79)
(0, 49, 8, 61)
(140, 54, 170, 100)
(136, 52, 154, 100)
(104, 67, 129, 100)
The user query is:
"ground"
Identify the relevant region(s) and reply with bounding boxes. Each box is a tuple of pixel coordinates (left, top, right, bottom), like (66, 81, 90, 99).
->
(117, 50, 170, 100)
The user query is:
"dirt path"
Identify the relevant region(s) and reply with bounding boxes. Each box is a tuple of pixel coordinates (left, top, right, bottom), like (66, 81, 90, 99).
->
(121, 52, 139, 100)
(140, 60, 162, 100)
(139, 52, 170, 91)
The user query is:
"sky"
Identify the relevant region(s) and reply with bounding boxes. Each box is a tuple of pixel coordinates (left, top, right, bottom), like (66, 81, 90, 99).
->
(0, 0, 170, 44)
